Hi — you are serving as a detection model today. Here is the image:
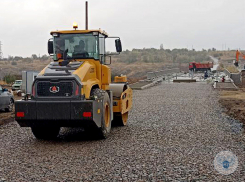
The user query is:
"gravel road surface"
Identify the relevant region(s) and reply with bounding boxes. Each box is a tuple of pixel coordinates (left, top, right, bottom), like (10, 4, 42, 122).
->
(1, 82, 245, 181)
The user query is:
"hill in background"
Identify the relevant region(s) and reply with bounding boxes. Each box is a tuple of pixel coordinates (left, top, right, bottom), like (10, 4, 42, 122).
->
(0, 49, 238, 82)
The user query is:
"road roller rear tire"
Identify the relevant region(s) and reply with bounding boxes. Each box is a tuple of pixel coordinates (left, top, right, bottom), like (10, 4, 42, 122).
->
(113, 112, 128, 126)
(91, 89, 111, 139)
(31, 127, 60, 140)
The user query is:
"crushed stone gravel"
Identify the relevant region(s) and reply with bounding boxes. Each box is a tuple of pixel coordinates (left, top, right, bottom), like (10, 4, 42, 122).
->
(0, 82, 245, 181)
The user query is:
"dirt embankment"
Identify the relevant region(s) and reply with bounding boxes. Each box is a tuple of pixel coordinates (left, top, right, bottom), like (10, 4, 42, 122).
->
(0, 59, 176, 83)
(219, 89, 245, 126)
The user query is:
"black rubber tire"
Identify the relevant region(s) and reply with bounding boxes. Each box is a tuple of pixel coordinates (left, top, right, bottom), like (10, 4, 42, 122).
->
(112, 112, 128, 126)
(91, 89, 111, 139)
(31, 127, 60, 140)
(5, 99, 14, 112)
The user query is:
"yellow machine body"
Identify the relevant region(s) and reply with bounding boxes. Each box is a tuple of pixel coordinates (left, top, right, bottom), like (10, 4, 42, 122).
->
(114, 75, 127, 83)
(39, 29, 132, 119)
(15, 21, 132, 138)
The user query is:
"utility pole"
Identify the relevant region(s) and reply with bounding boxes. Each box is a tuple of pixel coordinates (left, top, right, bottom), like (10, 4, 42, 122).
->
(0, 41, 3, 59)
(85, 1, 88, 30)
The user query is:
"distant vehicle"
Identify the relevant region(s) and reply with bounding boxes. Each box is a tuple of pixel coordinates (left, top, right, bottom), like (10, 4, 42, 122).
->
(189, 62, 213, 72)
(0, 85, 14, 112)
(12, 80, 22, 91)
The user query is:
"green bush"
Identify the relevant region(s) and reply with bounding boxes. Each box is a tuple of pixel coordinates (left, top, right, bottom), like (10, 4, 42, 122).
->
(4, 74, 16, 84)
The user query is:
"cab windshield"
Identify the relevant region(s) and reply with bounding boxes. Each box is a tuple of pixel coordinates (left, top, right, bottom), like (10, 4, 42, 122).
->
(53, 33, 99, 60)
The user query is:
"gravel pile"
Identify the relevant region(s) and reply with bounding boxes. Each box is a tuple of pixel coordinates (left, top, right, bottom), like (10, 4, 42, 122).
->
(0, 82, 245, 181)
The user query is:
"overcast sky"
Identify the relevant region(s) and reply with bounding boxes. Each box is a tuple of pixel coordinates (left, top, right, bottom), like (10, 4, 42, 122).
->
(0, 0, 245, 57)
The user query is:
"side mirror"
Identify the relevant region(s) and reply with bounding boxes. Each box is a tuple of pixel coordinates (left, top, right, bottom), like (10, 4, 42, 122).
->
(115, 39, 122, 53)
(48, 39, 54, 55)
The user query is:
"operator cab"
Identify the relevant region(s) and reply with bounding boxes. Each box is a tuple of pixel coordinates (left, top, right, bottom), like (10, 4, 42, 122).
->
(48, 23, 122, 64)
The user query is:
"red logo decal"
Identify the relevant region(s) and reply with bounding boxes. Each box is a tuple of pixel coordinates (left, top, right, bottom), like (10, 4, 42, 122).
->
(49, 86, 60, 93)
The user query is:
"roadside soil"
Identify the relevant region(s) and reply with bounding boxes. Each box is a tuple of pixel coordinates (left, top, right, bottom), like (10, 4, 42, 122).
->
(0, 110, 15, 125)
(219, 89, 245, 127)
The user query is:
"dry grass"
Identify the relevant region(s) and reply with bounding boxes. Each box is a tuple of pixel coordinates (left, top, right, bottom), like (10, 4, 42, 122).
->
(220, 90, 245, 100)
(0, 80, 7, 85)
(226, 65, 239, 73)
(0, 57, 184, 86)
(110, 60, 171, 79)
(1, 58, 170, 80)
(0, 59, 51, 76)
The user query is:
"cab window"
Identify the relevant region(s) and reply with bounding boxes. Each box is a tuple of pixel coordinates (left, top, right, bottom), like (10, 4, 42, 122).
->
(54, 33, 99, 60)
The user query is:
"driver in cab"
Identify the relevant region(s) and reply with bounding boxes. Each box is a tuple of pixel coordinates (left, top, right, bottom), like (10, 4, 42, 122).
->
(74, 40, 89, 58)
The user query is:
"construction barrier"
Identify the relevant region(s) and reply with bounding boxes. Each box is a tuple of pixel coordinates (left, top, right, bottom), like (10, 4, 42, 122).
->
(223, 69, 241, 86)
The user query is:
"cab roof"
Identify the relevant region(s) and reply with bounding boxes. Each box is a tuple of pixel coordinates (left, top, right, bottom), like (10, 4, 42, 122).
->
(50, 29, 108, 37)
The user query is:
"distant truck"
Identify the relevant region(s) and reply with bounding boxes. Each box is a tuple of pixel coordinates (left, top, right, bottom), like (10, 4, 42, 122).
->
(189, 62, 213, 72)
(12, 80, 22, 91)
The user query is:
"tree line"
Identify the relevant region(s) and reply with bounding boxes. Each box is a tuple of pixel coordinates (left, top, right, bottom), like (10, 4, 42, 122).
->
(116, 48, 215, 64)
(0, 54, 49, 61)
